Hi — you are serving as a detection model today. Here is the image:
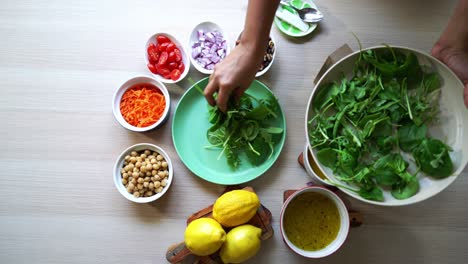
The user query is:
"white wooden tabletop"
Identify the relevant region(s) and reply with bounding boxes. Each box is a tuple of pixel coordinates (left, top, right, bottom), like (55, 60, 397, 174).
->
(1, 0, 467, 263)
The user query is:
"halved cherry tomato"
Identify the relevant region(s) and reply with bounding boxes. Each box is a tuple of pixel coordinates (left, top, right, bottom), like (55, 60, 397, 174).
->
(168, 62, 178, 71)
(158, 51, 168, 65)
(159, 42, 169, 52)
(168, 51, 176, 63)
(174, 48, 182, 62)
(147, 45, 159, 63)
(178, 63, 185, 72)
(156, 64, 171, 77)
(157, 35, 170, 43)
(147, 63, 157, 74)
(166, 43, 176, 53)
(170, 69, 181, 81)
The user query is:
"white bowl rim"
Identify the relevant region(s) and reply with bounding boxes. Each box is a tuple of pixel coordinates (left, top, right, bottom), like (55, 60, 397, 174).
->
(112, 75, 170, 132)
(280, 186, 350, 258)
(188, 21, 231, 75)
(305, 45, 468, 206)
(113, 143, 174, 203)
(145, 32, 190, 84)
(255, 33, 277, 77)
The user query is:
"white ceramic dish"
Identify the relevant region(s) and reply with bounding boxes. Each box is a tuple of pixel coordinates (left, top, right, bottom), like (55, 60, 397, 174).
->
(112, 76, 170, 132)
(113, 143, 173, 203)
(145, 33, 190, 83)
(305, 45, 468, 206)
(188, 21, 230, 75)
(280, 186, 349, 258)
(302, 143, 332, 186)
(256, 34, 277, 77)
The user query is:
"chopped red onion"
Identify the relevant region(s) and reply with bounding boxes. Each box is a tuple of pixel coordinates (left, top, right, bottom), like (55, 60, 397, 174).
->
(191, 30, 227, 70)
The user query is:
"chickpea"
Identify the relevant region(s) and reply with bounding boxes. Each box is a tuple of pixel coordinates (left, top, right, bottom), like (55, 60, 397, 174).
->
(145, 191, 153, 197)
(140, 166, 147, 173)
(121, 168, 126, 174)
(130, 178, 136, 185)
(144, 177, 150, 182)
(149, 182, 155, 190)
(132, 172, 139, 178)
(161, 161, 168, 168)
(139, 172, 144, 177)
(156, 155, 163, 161)
(145, 171, 151, 177)
(137, 178, 144, 184)
(122, 179, 128, 185)
(130, 157, 137, 163)
(152, 170, 157, 176)
(140, 153, 147, 159)
(136, 157, 143, 162)
(143, 182, 149, 188)
(146, 164, 152, 171)
(134, 191, 140, 198)
(150, 158, 157, 164)
(158, 171, 165, 177)
(137, 184, 144, 190)
(133, 168, 139, 173)
(141, 161, 146, 167)
(144, 150, 151, 155)
(154, 181, 161, 188)
(135, 161, 142, 168)
(164, 170, 169, 177)
(156, 187, 163, 193)
(130, 151, 138, 157)
(155, 175, 161, 181)
(161, 179, 167, 187)
(127, 186, 134, 193)
(153, 164, 160, 170)
(128, 163, 134, 170)
(123, 173, 129, 179)
(128, 183, 135, 191)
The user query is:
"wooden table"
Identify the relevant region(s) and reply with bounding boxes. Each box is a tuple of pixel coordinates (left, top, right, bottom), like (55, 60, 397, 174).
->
(1, 0, 466, 263)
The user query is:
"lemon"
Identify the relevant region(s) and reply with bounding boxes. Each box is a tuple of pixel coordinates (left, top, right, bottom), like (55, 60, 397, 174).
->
(184, 218, 226, 256)
(213, 190, 260, 227)
(219, 224, 262, 263)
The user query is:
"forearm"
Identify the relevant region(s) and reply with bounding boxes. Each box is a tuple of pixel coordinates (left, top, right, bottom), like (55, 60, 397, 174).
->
(239, 0, 280, 56)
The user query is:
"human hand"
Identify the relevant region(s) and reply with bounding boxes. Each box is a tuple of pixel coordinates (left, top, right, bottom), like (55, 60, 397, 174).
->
(204, 42, 263, 112)
(432, 43, 468, 108)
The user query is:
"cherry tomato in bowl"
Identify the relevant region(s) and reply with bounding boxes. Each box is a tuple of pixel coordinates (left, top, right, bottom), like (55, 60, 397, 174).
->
(145, 33, 190, 84)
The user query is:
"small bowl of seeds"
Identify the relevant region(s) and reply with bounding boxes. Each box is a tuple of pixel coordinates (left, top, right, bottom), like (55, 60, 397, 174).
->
(113, 143, 173, 203)
(235, 32, 276, 77)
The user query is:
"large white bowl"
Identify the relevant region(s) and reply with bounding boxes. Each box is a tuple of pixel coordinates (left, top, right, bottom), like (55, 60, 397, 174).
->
(305, 45, 468, 206)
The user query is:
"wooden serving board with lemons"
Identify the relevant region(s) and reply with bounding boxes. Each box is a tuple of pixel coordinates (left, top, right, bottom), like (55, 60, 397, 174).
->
(166, 186, 273, 264)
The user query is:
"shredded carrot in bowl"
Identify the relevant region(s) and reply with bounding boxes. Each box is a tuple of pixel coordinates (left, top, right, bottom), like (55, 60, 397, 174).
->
(120, 83, 166, 128)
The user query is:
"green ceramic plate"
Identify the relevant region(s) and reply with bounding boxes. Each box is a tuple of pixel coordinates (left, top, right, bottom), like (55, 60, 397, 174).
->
(274, 0, 318, 37)
(172, 78, 286, 185)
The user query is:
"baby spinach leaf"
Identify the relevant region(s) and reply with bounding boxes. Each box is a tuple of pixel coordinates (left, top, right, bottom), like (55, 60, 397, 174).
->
(358, 186, 384, 202)
(413, 138, 453, 178)
(391, 176, 420, 200)
(398, 122, 427, 152)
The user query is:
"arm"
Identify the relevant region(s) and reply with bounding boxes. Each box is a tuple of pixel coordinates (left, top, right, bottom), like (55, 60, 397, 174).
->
(204, 0, 280, 112)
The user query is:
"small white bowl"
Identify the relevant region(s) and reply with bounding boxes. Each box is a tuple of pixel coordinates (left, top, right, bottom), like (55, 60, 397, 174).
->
(188, 21, 230, 75)
(302, 143, 332, 186)
(280, 186, 350, 258)
(112, 76, 170, 132)
(256, 34, 276, 77)
(113, 143, 173, 203)
(145, 33, 190, 83)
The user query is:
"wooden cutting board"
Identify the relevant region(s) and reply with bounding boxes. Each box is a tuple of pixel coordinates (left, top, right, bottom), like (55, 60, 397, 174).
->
(165, 186, 273, 264)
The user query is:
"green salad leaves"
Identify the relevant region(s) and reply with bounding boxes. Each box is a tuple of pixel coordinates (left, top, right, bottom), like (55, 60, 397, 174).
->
(205, 93, 283, 170)
(308, 47, 453, 201)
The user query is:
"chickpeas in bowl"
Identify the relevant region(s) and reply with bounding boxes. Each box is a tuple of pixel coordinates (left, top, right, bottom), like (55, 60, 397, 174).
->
(114, 143, 173, 203)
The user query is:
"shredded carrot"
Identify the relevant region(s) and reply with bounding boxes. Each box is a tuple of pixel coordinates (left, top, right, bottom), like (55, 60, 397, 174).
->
(120, 83, 166, 128)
